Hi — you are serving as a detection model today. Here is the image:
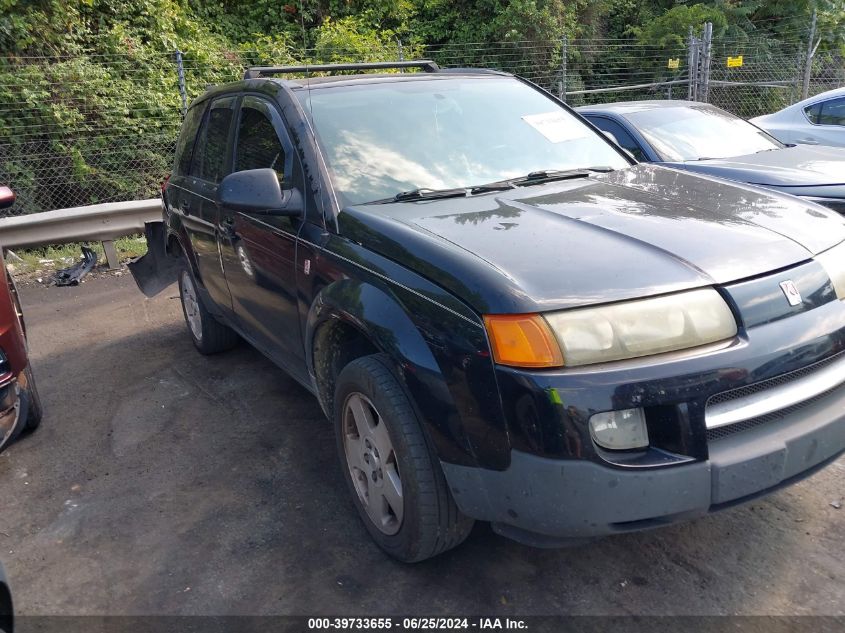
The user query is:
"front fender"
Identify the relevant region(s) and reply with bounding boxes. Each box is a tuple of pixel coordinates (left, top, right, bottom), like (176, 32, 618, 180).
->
(306, 277, 510, 470)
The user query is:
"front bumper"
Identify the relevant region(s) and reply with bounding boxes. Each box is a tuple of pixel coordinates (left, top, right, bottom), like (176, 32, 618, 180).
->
(442, 259, 845, 544)
(443, 381, 845, 544)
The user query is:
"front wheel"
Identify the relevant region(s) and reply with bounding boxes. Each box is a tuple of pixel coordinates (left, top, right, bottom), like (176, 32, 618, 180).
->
(334, 355, 474, 562)
(178, 264, 238, 355)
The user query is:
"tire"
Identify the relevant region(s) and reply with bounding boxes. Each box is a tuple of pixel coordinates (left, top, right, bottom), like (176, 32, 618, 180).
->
(22, 365, 42, 431)
(178, 262, 239, 355)
(334, 354, 474, 562)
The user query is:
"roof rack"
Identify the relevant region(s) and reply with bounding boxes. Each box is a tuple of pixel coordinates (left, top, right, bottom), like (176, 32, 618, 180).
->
(436, 67, 510, 76)
(244, 60, 440, 80)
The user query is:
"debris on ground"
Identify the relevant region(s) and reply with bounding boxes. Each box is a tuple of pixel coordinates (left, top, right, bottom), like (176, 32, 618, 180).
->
(831, 500, 842, 510)
(54, 246, 98, 286)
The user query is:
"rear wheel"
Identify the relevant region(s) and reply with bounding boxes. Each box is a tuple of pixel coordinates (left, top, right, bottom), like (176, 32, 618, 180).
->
(178, 263, 238, 355)
(334, 355, 474, 562)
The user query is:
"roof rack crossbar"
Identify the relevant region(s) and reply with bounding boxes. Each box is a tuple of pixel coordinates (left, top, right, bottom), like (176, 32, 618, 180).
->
(244, 60, 440, 80)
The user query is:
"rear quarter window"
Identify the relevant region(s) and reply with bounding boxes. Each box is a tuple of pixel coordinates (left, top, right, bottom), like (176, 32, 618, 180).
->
(173, 103, 207, 176)
(192, 96, 237, 183)
(804, 102, 822, 124)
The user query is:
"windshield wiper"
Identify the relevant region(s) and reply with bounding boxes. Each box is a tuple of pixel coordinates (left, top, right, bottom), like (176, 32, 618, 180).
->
(469, 167, 613, 193)
(367, 167, 615, 204)
(469, 181, 516, 194)
(367, 187, 469, 204)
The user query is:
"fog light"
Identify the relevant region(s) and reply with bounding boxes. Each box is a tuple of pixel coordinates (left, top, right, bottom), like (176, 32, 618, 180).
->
(589, 408, 648, 450)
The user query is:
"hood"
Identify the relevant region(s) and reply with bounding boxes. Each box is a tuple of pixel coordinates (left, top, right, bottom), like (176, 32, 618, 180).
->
(668, 144, 845, 188)
(340, 164, 845, 314)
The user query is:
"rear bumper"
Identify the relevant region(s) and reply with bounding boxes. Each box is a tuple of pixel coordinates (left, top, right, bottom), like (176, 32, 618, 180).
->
(442, 382, 845, 545)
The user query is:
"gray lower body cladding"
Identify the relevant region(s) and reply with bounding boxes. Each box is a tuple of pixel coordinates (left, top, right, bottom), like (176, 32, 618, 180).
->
(441, 383, 845, 545)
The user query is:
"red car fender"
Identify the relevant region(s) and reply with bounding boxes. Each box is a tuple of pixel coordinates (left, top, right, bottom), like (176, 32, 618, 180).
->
(0, 253, 28, 377)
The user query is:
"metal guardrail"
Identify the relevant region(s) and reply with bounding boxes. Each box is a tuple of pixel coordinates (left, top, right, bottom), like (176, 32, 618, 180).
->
(0, 198, 162, 268)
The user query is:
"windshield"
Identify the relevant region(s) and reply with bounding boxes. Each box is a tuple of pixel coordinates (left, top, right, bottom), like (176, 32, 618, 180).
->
(624, 105, 783, 162)
(297, 76, 630, 205)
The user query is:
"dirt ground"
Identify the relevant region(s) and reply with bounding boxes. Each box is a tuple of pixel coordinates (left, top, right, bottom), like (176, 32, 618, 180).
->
(0, 273, 842, 616)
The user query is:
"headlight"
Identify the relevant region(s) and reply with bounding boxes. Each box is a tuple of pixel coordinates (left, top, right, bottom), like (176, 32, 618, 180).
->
(543, 288, 737, 367)
(817, 241, 845, 300)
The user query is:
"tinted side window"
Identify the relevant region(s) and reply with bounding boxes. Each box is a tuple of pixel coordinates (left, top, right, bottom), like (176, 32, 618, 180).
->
(819, 97, 845, 126)
(587, 116, 647, 161)
(804, 102, 822, 124)
(174, 103, 206, 175)
(235, 105, 286, 178)
(193, 97, 236, 182)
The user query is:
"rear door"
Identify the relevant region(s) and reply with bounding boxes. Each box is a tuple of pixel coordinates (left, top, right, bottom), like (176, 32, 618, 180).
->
(184, 95, 238, 311)
(166, 101, 206, 231)
(218, 95, 305, 371)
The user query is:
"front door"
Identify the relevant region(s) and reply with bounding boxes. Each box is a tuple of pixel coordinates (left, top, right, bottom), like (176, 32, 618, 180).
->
(218, 95, 305, 371)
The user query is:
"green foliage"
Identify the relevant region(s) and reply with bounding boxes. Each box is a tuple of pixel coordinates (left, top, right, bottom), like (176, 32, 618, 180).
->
(0, 0, 832, 215)
(409, 0, 573, 46)
(633, 4, 729, 48)
(314, 16, 402, 61)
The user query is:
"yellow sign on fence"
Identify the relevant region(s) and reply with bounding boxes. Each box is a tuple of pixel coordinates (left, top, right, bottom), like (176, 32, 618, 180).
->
(727, 55, 744, 68)
(667, 58, 680, 70)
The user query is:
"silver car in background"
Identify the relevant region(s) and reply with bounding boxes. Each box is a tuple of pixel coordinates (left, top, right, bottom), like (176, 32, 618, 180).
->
(751, 86, 845, 148)
(579, 100, 845, 214)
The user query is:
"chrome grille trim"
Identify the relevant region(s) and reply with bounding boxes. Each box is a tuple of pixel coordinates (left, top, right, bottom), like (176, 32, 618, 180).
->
(705, 352, 845, 430)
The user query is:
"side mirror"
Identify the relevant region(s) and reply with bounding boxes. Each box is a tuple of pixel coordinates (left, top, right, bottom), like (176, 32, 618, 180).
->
(0, 186, 15, 210)
(599, 132, 637, 162)
(218, 169, 302, 216)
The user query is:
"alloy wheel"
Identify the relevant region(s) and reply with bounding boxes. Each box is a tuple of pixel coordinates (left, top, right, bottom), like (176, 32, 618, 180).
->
(180, 270, 202, 341)
(342, 392, 404, 535)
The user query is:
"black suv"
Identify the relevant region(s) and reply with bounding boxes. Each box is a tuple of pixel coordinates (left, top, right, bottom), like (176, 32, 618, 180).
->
(134, 61, 845, 562)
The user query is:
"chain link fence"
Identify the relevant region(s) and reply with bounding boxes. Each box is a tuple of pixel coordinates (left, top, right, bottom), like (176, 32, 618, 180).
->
(1, 26, 841, 218)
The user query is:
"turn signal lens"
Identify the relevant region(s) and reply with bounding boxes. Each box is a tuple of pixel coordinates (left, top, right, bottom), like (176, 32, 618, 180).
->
(484, 314, 564, 368)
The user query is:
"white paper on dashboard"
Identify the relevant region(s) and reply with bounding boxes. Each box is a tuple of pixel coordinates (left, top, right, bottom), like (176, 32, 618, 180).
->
(522, 112, 590, 143)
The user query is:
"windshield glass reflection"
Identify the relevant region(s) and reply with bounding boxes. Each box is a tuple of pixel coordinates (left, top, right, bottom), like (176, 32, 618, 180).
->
(298, 77, 629, 205)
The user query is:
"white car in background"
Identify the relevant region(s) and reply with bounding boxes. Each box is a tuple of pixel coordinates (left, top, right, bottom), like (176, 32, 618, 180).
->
(751, 86, 845, 147)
